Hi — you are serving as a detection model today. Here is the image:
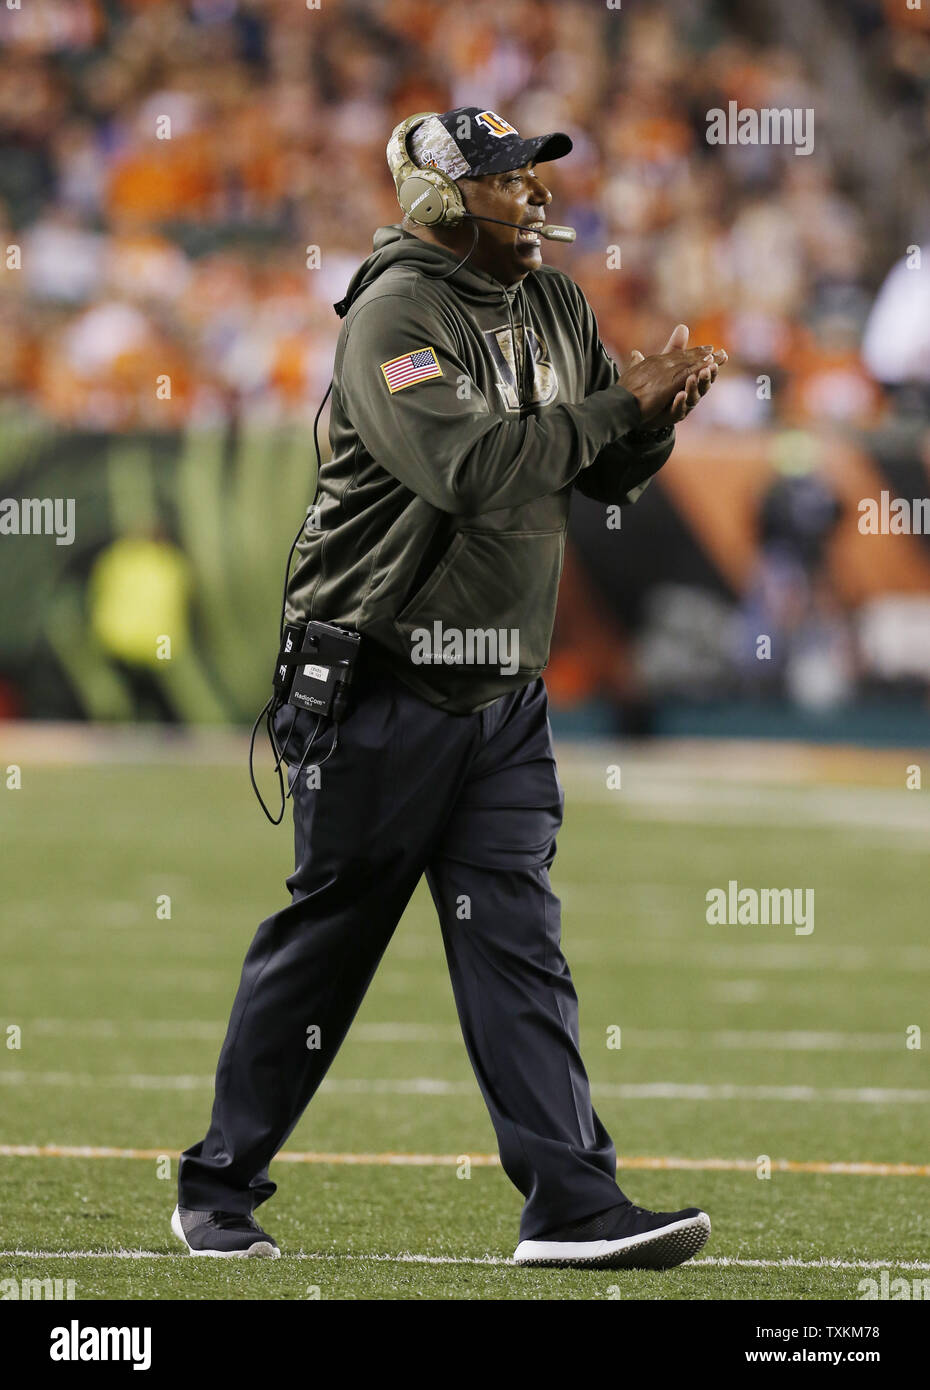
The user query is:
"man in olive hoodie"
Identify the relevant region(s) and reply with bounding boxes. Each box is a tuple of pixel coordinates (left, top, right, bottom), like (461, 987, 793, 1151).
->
(175, 107, 726, 1269)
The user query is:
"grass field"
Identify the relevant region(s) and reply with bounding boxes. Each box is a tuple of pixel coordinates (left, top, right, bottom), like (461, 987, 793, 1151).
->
(1, 728, 928, 1301)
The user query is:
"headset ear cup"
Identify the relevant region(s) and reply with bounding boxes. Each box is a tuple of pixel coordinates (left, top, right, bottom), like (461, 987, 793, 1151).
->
(397, 173, 448, 225)
(387, 113, 466, 228)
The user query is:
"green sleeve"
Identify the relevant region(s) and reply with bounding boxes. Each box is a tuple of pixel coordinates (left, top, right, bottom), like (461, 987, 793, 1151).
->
(571, 283, 676, 506)
(575, 428, 675, 505)
(339, 290, 643, 516)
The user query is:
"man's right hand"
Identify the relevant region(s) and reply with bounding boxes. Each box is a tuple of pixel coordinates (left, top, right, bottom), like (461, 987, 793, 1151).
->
(621, 326, 727, 423)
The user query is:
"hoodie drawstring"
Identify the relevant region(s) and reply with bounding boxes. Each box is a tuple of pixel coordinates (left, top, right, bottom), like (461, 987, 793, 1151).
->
(505, 284, 530, 413)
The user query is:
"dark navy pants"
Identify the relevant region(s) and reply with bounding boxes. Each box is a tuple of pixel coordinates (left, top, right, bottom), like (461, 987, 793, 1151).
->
(178, 666, 628, 1239)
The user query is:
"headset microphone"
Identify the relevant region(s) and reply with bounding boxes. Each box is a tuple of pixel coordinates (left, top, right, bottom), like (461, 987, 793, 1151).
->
(464, 213, 576, 243)
(539, 225, 576, 243)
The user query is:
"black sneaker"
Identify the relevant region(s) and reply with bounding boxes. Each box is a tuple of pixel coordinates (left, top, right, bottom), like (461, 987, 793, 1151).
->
(513, 1200, 710, 1269)
(171, 1204, 281, 1259)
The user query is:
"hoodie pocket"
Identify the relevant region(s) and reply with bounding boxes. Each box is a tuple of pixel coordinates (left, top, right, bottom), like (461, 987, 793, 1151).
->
(393, 527, 565, 675)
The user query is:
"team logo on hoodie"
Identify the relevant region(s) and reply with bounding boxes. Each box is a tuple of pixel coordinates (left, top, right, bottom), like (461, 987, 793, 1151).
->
(484, 325, 558, 411)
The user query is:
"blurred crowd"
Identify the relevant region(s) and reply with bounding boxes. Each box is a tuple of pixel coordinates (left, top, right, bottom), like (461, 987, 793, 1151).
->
(1, 0, 929, 432)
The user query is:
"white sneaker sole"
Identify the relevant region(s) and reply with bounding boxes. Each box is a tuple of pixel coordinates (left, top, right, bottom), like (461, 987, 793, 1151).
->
(171, 1204, 281, 1259)
(513, 1210, 711, 1269)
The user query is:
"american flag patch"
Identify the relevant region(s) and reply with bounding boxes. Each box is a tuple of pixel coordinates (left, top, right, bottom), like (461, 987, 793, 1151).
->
(380, 346, 443, 393)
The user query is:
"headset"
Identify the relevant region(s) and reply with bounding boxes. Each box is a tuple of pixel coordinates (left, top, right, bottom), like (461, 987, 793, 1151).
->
(332, 111, 483, 318)
(386, 112, 576, 242)
(387, 112, 469, 228)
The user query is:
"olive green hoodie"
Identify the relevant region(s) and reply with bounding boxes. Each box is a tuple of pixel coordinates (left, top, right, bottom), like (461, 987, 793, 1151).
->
(285, 225, 674, 713)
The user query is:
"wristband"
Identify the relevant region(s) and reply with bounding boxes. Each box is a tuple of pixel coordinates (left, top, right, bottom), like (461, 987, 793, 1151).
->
(630, 424, 674, 444)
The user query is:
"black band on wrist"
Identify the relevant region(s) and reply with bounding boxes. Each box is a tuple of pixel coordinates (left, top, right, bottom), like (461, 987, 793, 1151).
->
(631, 424, 674, 443)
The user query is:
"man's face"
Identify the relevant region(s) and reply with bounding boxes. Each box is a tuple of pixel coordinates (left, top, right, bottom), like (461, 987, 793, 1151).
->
(458, 164, 553, 284)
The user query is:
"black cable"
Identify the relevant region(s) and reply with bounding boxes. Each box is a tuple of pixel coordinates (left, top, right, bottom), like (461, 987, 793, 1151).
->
(250, 375, 333, 819)
(316, 724, 340, 766)
(249, 696, 286, 824)
(284, 713, 322, 800)
(253, 225, 475, 822)
(268, 701, 300, 777)
(422, 221, 479, 282)
(462, 212, 533, 234)
(278, 378, 333, 641)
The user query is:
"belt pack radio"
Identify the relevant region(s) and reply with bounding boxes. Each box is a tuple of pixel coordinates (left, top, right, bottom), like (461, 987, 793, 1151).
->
(273, 620, 361, 722)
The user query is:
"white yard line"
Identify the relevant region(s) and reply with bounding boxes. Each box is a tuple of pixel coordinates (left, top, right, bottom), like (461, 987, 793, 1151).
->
(12, 941, 930, 971)
(585, 785, 930, 837)
(566, 941, 930, 972)
(1, 1250, 929, 1271)
(2, 1072, 929, 1104)
(17, 1019, 462, 1043)
(13, 1019, 920, 1050)
(1, 1145, 928, 1178)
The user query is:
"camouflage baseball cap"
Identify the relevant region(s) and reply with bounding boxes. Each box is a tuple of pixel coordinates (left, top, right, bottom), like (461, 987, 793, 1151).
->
(409, 106, 572, 180)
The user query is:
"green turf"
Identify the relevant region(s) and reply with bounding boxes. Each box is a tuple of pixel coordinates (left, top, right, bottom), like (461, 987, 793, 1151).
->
(1, 756, 928, 1299)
